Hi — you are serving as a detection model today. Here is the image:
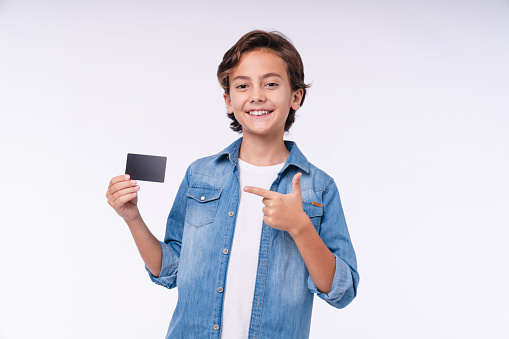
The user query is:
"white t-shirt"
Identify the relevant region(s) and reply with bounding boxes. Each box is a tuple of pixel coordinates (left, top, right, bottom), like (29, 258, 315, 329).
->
(220, 159, 284, 339)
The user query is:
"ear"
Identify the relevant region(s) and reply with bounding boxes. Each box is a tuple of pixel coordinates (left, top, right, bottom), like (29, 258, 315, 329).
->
(223, 93, 233, 114)
(291, 88, 304, 111)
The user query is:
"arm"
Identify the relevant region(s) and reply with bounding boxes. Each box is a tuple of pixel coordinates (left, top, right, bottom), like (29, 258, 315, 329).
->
(307, 179, 359, 308)
(125, 215, 162, 277)
(106, 175, 162, 277)
(244, 173, 359, 307)
(288, 216, 336, 294)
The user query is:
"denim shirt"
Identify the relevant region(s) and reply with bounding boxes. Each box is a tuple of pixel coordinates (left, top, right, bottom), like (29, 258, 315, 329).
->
(147, 138, 359, 339)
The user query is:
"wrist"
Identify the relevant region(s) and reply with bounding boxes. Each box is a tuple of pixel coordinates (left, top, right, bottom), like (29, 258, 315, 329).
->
(288, 212, 314, 239)
(125, 213, 144, 227)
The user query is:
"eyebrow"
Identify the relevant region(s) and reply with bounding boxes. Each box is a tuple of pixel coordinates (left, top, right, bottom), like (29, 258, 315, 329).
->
(231, 72, 283, 82)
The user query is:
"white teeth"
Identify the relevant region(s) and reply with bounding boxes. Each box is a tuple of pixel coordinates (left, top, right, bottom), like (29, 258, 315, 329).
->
(248, 110, 270, 116)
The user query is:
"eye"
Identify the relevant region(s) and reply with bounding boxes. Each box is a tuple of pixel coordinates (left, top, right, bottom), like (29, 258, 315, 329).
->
(236, 84, 248, 90)
(266, 82, 278, 88)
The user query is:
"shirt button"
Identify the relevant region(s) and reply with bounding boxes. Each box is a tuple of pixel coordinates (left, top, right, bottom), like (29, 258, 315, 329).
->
(217, 287, 224, 293)
(200, 196, 205, 201)
(213, 325, 219, 331)
(228, 211, 234, 217)
(223, 249, 228, 255)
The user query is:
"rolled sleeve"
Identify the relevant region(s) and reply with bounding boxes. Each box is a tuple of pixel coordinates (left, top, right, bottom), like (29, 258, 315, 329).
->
(308, 180, 359, 309)
(307, 255, 357, 308)
(145, 241, 180, 289)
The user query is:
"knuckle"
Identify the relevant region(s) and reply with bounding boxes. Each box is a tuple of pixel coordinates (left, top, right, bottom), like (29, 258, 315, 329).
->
(112, 191, 120, 201)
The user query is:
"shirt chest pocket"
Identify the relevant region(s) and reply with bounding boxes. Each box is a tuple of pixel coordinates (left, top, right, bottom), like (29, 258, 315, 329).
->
(301, 188, 324, 229)
(303, 202, 323, 231)
(186, 186, 222, 228)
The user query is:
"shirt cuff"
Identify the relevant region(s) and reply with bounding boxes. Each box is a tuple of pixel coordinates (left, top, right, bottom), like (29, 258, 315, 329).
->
(307, 254, 356, 309)
(145, 241, 179, 290)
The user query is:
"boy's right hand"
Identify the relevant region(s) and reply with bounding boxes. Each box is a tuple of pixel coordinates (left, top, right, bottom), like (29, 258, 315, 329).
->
(106, 174, 141, 222)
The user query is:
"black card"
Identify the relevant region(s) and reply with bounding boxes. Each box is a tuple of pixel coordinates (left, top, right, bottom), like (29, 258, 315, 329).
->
(125, 153, 167, 183)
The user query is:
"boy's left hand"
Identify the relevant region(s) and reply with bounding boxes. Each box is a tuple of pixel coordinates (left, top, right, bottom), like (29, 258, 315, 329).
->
(244, 172, 311, 236)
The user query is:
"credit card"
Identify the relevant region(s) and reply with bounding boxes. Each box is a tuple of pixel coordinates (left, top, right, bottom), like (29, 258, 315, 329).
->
(125, 153, 167, 183)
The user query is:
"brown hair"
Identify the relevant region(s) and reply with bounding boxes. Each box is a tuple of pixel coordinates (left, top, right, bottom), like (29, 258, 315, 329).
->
(217, 30, 310, 132)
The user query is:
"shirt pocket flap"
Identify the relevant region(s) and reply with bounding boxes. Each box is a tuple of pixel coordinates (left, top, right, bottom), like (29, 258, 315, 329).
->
(187, 187, 222, 203)
(302, 202, 323, 218)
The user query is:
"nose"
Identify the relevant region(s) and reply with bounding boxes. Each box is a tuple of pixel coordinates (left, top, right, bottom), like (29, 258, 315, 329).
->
(250, 85, 265, 102)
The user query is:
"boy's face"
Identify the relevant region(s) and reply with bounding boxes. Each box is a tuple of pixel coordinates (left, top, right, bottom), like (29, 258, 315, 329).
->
(224, 49, 303, 139)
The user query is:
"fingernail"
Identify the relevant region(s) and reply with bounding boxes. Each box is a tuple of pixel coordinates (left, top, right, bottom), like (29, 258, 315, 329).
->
(243, 187, 249, 192)
(131, 180, 137, 185)
(125, 175, 130, 180)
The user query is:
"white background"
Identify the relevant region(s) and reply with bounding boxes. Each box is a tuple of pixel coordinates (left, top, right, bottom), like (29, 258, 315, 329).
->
(1, 0, 508, 338)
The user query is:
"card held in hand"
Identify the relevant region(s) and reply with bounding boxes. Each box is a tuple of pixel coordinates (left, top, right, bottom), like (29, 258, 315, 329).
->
(125, 153, 167, 183)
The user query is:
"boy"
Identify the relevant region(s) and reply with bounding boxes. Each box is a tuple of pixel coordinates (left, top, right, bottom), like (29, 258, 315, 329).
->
(106, 30, 359, 338)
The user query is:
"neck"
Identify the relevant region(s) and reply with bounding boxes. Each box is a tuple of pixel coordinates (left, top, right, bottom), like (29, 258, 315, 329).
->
(239, 132, 289, 166)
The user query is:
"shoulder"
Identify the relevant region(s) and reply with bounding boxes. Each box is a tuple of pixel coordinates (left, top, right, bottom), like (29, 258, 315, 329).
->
(306, 161, 335, 192)
(284, 140, 335, 193)
(186, 149, 233, 182)
(189, 153, 224, 172)
(187, 138, 241, 177)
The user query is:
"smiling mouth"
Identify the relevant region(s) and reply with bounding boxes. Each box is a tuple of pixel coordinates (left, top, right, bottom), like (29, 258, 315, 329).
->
(247, 110, 273, 116)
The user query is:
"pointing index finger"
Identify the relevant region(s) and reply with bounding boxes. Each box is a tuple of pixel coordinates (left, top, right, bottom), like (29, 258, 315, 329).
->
(244, 186, 278, 198)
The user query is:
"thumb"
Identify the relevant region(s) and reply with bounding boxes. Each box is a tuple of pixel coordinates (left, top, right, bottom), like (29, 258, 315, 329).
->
(292, 172, 302, 196)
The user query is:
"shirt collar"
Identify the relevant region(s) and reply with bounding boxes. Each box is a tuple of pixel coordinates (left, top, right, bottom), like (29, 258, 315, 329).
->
(218, 137, 310, 174)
